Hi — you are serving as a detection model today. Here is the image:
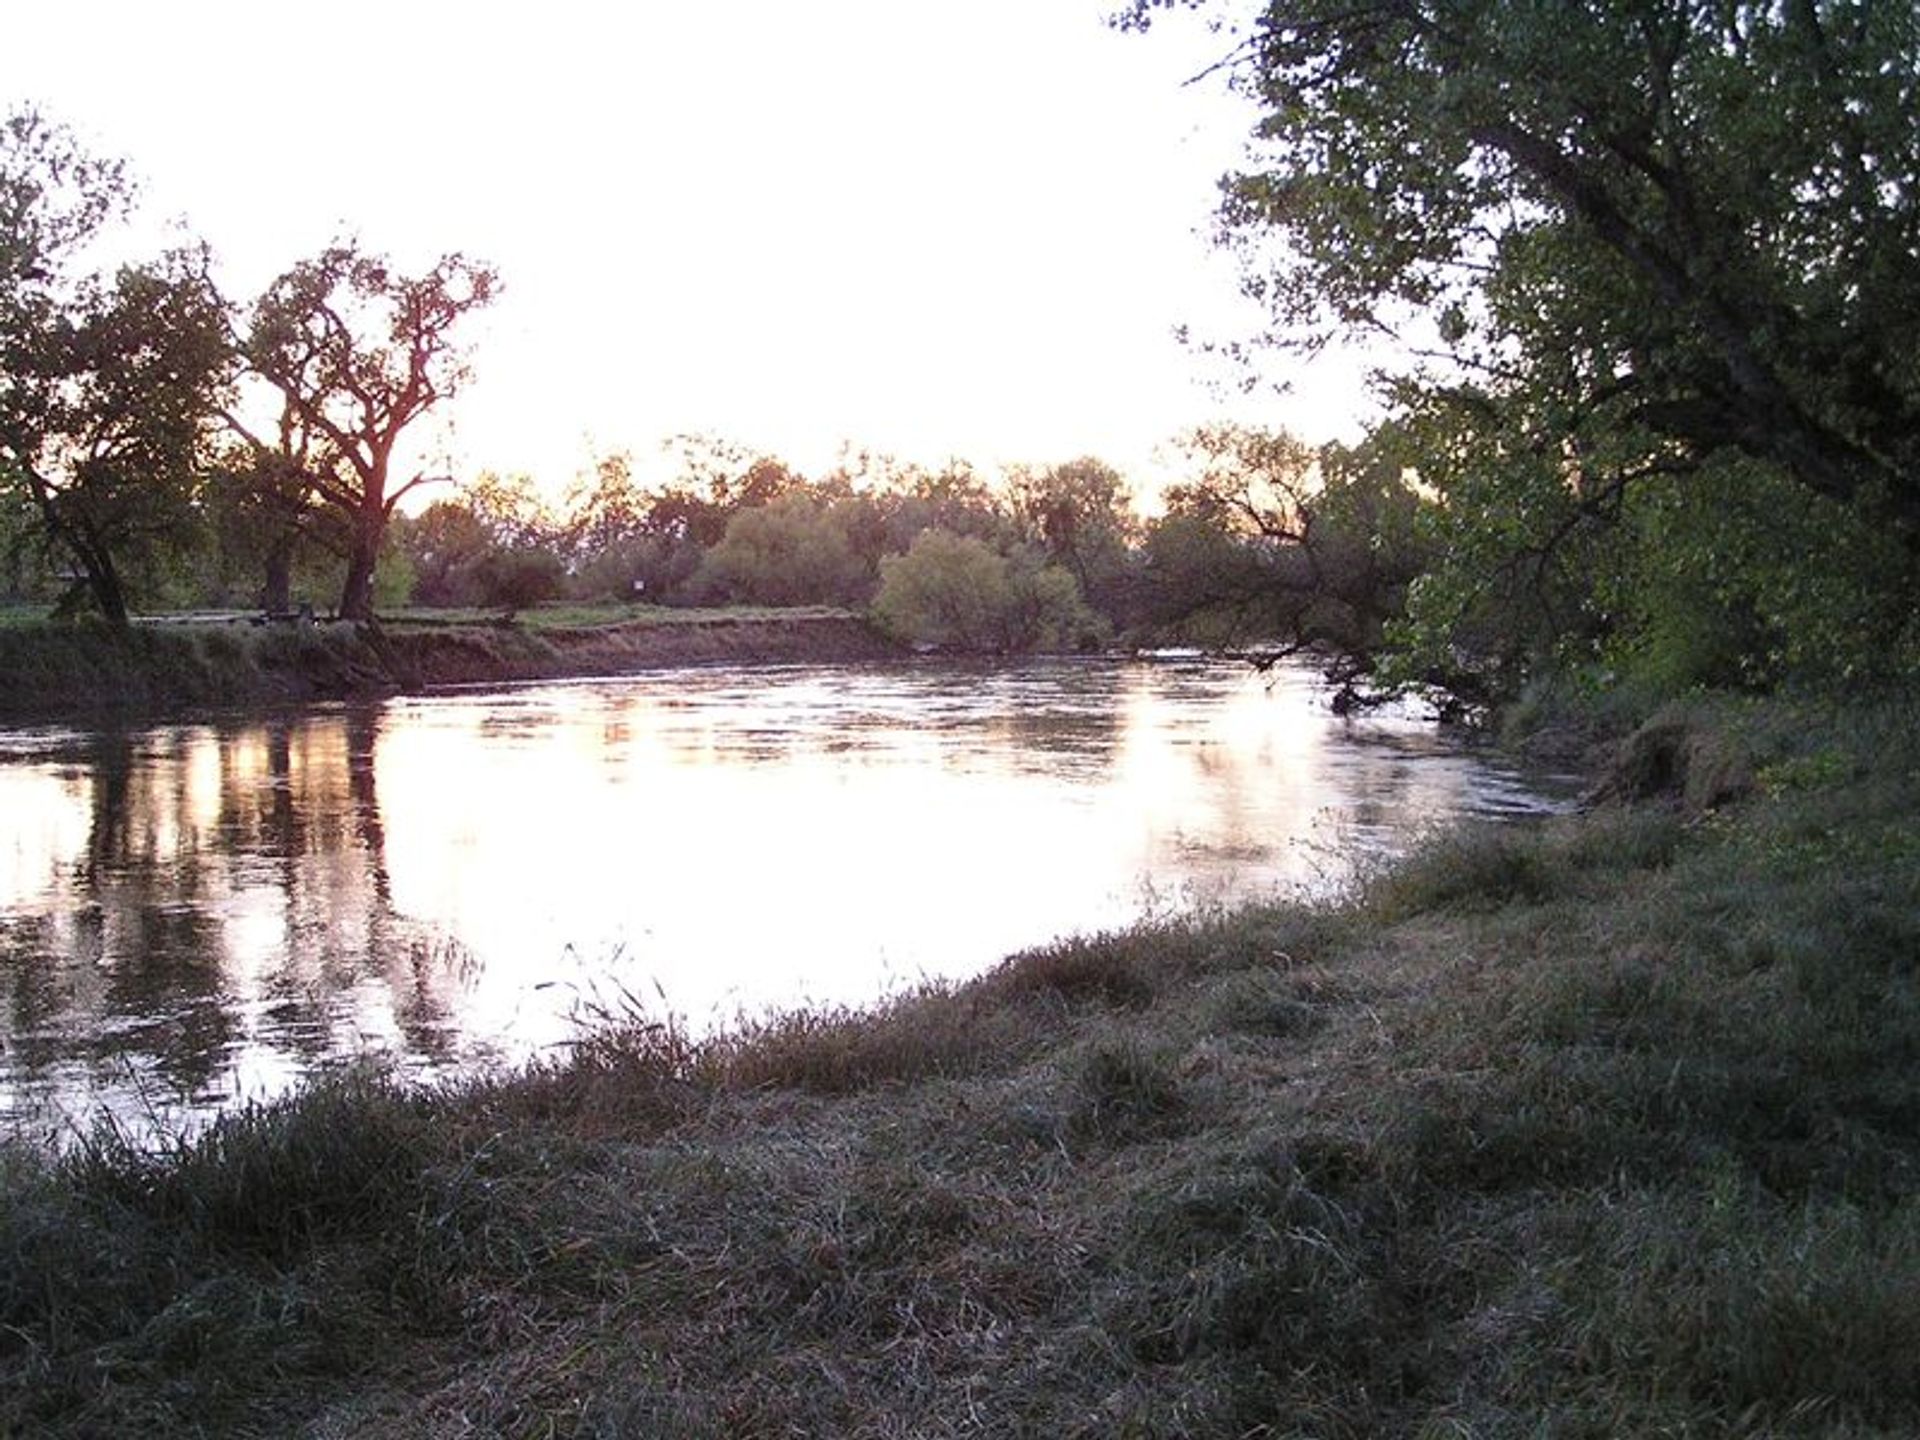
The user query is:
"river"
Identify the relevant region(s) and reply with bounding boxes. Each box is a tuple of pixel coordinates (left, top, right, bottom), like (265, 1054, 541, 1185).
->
(0, 657, 1571, 1138)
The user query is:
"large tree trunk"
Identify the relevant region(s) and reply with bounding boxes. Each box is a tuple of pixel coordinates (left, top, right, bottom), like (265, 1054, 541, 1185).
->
(261, 534, 295, 615)
(338, 502, 382, 622)
(88, 557, 129, 629)
(339, 546, 377, 622)
(66, 525, 129, 628)
(25, 479, 132, 629)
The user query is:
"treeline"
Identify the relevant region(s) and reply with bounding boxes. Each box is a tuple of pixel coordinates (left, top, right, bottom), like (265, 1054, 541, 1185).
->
(340, 426, 1445, 666)
(394, 449, 1130, 651)
(0, 103, 1424, 676)
(0, 427, 1429, 660)
(0, 402, 1436, 674)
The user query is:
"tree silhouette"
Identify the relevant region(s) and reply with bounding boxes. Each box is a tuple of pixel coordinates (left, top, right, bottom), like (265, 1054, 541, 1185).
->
(242, 243, 497, 621)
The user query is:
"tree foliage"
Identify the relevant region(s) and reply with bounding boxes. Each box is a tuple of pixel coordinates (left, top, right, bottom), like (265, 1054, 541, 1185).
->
(204, 398, 334, 614)
(1007, 456, 1141, 620)
(698, 491, 873, 607)
(241, 243, 496, 621)
(872, 529, 1107, 652)
(0, 110, 230, 625)
(1125, 0, 1920, 699)
(1145, 424, 1432, 695)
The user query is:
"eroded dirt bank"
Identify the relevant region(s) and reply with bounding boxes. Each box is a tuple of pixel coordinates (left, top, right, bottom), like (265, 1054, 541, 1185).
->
(0, 611, 902, 718)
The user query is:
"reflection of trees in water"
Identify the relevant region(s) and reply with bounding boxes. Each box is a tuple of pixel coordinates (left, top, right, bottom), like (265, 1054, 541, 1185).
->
(0, 662, 1542, 1133)
(1326, 732, 1478, 845)
(80, 729, 236, 1098)
(1184, 741, 1302, 868)
(342, 706, 458, 1063)
(990, 704, 1123, 770)
(1135, 674, 1476, 886)
(345, 707, 392, 908)
(958, 669, 1127, 779)
(641, 667, 1133, 772)
(0, 708, 465, 1121)
(0, 728, 237, 1102)
(0, 910, 94, 1073)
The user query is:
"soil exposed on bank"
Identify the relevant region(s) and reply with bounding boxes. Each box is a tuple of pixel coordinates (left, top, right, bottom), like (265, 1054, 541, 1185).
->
(0, 609, 903, 719)
(384, 610, 901, 687)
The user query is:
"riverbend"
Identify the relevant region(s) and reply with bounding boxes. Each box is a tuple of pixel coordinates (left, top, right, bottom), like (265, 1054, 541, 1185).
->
(0, 656, 1570, 1135)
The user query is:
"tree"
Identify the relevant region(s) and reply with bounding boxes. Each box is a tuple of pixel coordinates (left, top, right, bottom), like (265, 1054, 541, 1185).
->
(698, 491, 873, 607)
(469, 545, 565, 612)
(824, 457, 1015, 570)
(1006, 456, 1141, 625)
(461, 471, 560, 551)
(1147, 424, 1432, 699)
(0, 110, 230, 626)
(241, 243, 497, 621)
(206, 395, 333, 613)
(389, 474, 567, 611)
(872, 529, 1106, 652)
(563, 451, 651, 561)
(650, 434, 800, 547)
(1124, 0, 1920, 694)
(554, 451, 706, 604)
(395, 497, 492, 606)
(0, 485, 45, 599)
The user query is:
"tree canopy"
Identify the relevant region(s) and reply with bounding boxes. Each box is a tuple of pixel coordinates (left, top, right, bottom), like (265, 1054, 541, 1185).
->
(241, 244, 497, 621)
(1124, 0, 1920, 698)
(872, 529, 1107, 652)
(0, 110, 229, 625)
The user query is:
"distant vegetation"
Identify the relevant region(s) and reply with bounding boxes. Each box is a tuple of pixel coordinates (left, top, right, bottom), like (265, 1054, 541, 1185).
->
(0, 109, 493, 629)
(11, 5, 1916, 710)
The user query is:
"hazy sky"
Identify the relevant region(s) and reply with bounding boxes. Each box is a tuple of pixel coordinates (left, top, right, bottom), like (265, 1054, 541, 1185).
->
(3, 1, 1374, 494)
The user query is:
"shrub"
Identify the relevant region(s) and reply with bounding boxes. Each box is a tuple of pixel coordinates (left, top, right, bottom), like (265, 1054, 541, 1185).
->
(697, 493, 873, 607)
(471, 547, 566, 612)
(871, 529, 1106, 651)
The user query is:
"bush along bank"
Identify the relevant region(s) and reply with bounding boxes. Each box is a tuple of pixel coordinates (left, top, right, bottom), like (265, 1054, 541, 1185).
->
(2, 694, 1917, 1436)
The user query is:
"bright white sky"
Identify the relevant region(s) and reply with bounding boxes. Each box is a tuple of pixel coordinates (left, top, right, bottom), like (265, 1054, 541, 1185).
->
(3, 0, 1377, 499)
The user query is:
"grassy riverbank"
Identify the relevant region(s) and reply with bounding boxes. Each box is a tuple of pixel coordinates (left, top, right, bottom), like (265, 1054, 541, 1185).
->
(0, 606, 898, 716)
(3, 695, 1917, 1436)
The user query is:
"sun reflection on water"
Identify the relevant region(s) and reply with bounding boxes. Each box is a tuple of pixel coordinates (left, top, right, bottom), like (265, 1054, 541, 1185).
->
(0, 660, 1572, 1138)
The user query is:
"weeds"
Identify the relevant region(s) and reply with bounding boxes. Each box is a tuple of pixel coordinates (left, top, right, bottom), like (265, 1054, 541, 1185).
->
(1065, 1032, 1189, 1143)
(0, 618, 402, 713)
(1359, 823, 1567, 919)
(1542, 1184, 1920, 1427)
(695, 989, 998, 1095)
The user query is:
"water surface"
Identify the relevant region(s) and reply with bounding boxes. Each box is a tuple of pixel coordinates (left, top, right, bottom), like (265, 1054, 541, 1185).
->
(0, 658, 1568, 1136)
